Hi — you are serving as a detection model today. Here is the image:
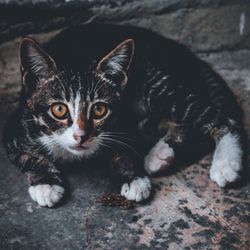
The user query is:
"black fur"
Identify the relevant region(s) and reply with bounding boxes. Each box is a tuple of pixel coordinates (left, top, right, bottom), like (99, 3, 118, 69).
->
(4, 24, 243, 206)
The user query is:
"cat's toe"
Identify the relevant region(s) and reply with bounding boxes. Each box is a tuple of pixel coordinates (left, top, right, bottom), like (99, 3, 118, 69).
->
(210, 158, 241, 187)
(144, 140, 174, 175)
(120, 176, 151, 202)
(28, 184, 64, 207)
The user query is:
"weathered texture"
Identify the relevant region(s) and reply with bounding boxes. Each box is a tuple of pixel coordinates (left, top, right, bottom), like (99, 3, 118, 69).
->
(0, 1, 250, 248)
(121, 4, 250, 52)
(0, 0, 249, 52)
(0, 35, 250, 249)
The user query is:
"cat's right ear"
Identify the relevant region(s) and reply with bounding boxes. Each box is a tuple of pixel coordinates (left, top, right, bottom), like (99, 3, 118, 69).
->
(19, 37, 57, 91)
(96, 39, 135, 90)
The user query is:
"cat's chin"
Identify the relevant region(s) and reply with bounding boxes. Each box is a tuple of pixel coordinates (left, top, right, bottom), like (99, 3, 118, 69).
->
(64, 143, 100, 159)
(69, 144, 90, 152)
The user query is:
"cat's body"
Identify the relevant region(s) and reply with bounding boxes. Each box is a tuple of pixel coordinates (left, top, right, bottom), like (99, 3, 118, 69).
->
(5, 24, 243, 207)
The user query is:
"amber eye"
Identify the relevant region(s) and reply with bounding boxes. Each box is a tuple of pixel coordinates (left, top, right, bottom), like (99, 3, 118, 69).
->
(92, 102, 108, 119)
(51, 103, 68, 119)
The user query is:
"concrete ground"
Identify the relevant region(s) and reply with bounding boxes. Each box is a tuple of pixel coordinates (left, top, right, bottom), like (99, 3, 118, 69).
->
(0, 37, 249, 249)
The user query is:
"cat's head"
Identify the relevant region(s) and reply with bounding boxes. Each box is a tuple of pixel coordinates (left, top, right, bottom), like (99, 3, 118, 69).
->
(19, 37, 134, 160)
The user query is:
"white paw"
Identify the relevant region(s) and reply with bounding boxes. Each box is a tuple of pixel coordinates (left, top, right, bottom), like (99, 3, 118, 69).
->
(210, 158, 241, 187)
(120, 177, 151, 202)
(144, 140, 174, 175)
(210, 133, 242, 187)
(28, 184, 65, 207)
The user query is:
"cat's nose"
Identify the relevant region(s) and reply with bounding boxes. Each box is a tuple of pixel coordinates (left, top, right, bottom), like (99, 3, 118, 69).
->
(73, 131, 86, 143)
(73, 135, 81, 143)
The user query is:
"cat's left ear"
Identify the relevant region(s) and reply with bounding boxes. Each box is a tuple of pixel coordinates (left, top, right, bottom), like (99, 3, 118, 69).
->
(19, 37, 58, 88)
(96, 39, 135, 89)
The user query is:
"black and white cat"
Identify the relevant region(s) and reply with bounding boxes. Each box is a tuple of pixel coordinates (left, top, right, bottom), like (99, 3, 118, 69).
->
(5, 24, 243, 207)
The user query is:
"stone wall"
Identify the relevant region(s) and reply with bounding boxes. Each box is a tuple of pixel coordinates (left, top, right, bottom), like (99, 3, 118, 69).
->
(0, 0, 249, 52)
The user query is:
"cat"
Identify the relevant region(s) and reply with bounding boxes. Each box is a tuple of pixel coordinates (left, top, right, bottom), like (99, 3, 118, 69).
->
(4, 24, 244, 207)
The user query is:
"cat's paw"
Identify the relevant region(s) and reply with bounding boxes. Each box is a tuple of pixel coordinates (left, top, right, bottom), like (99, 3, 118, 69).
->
(210, 133, 242, 187)
(144, 140, 174, 175)
(210, 158, 241, 187)
(121, 177, 151, 202)
(28, 184, 65, 207)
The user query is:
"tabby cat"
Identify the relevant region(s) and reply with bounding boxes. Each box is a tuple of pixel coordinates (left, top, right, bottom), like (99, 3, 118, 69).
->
(4, 24, 243, 207)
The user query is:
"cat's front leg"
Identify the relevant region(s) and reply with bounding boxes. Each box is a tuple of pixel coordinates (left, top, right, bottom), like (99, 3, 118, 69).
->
(144, 139, 175, 175)
(15, 152, 64, 207)
(144, 123, 187, 175)
(208, 127, 243, 187)
(111, 153, 151, 202)
(28, 184, 64, 208)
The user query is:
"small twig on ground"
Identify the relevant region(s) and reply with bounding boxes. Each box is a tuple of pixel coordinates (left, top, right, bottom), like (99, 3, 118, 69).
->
(83, 193, 134, 247)
(83, 201, 94, 247)
(96, 193, 134, 209)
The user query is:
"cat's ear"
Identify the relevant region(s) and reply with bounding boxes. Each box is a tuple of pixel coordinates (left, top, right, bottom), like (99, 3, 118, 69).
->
(19, 37, 58, 89)
(96, 39, 134, 89)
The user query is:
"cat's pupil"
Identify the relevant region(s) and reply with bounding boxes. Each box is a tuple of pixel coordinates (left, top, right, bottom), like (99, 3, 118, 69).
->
(95, 105, 102, 112)
(92, 103, 108, 119)
(57, 106, 63, 112)
(51, 103, 68, 119)
(54, 105, 65, 114)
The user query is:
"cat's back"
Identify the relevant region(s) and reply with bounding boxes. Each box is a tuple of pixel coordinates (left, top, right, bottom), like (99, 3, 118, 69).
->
(46, 24, 206, 94)
(45, 24, 194, 72)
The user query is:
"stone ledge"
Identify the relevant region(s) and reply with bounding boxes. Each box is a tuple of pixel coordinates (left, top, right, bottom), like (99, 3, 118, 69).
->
(0, 0, 247, 10)
(0, 1, 249, 52)
(120, 4, 250, 52)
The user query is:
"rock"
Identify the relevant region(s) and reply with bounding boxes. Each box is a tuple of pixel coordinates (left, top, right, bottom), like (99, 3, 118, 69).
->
(0, 0, 249, 52)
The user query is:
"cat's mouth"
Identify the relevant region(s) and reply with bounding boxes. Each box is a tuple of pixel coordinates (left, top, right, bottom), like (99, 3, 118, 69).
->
(67, 138, 100, 156)
(70, 144, 89, 151)
(70, 137, 95, 151)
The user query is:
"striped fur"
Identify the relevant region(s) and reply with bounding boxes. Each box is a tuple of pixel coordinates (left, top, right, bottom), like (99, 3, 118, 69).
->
(4, 24, 244, 206)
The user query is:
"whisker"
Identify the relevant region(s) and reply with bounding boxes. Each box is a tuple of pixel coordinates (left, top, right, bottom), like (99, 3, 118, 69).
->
(92, 76, 107, 96)
(33, 143, 48, 155)
(25, 119, 36, 123)
(89, 72, 95, 97)
(101, 134, 134, 142)
(33, 137, 59, 155)
(95, 139, 112, 151)
(101, 132, 131, 135)
(49, 70, 66, 93)
(95, 82, 110, 96)
(100, 136, 141, 158)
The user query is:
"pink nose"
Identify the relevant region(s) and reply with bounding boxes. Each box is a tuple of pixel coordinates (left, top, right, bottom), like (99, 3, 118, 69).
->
(73, 131, 85, 143)
(73, 134, 81, 143)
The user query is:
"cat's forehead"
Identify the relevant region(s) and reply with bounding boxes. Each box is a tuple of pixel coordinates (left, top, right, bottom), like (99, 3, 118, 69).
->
(52, 70, 108, 104)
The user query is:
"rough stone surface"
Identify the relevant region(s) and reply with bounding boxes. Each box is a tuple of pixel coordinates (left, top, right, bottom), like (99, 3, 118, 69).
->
(0, 0, 249, 51)
(0, 33, 250, 249)
(121, 4, 250, 52)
